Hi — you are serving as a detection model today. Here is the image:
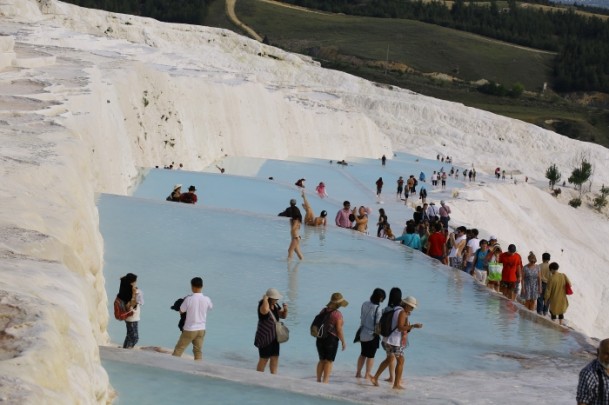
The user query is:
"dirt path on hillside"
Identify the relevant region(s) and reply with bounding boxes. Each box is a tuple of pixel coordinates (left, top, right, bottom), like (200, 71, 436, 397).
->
(225, 0, 263, 41)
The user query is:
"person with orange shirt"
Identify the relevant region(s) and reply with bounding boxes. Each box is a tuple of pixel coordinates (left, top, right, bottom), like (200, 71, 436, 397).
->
(499, 244, 523, 300)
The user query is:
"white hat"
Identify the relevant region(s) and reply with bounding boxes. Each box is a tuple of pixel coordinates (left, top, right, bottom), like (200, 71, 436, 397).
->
(265, 288, 283, 300)
(401, 296, 418, 309)
(173, 184, 182, 191)
(489, 235, 497, 241)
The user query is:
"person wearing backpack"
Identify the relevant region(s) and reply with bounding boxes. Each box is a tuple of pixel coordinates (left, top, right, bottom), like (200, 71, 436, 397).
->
(355, 288, 386, 381)
(371, 290, 423, 390)
(315, 292, 348, 383)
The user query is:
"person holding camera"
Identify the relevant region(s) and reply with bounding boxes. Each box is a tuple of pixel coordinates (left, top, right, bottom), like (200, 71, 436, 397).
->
(114, 273, 143, 349)
(255, 288, 288, 374)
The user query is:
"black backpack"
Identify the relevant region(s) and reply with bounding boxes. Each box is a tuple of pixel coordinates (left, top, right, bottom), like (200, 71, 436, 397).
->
(379, 307, 399, 337)
(310, 309, 333, 338)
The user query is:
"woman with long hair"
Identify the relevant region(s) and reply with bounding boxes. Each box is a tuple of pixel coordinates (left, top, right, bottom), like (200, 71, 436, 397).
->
(114, 273, 142, 348)
(355, 288, 386, 380)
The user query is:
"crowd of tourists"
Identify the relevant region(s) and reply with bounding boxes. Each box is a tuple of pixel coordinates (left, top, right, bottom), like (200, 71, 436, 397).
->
(123, 159, 606, 401)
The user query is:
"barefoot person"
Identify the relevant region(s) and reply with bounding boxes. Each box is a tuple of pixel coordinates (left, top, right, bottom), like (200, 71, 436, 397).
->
(287, 216, 304, 260)
(172, 277, 213, 360)
(355, 288, 386, 381)
(255, 288, 288, 374)
(316, 293, 348, 383)
(372, 295, 423, 390)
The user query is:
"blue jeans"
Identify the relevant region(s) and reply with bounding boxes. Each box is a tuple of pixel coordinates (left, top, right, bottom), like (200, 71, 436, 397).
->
(536, 282, 548, 314)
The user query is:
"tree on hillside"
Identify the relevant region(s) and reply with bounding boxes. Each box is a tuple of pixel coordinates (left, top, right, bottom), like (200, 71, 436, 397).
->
(568, 154, 593, 196)
(593, 184, 609, 212)
(545, 163, 561, 189)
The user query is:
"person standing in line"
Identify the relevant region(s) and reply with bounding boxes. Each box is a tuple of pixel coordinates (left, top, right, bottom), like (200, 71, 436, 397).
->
(335, 201, 352, 228)
(537, 252, 552, 316)
(172, 277, 213, 360)
(486, 243, 503, 292)
(544, 262, 570, 325)
(576, 338, 609, 405)
(426, 222, 447, 262)
(439, 200, 451, 230)
(471, 240, 490, 285)
(447, 226, 467, 269)
(355, 288, 386, 381)
(316, 293, 348, 383)
(521, 252, 541, 311)
(463, 229, 481, 274)
(499, 244, 523, 301)
(114, 273, 141, 349)
(376, 177, 384, 199)
(180, 185, 198, 204)
(371, 294, 423, 390)
(396, 176, 405, 200)
(287, 216, 304, 260)
(255, 288, 288, 374)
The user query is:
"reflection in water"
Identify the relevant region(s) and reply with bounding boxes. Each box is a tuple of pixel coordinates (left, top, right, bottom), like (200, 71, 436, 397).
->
(287, 261, 300, 321)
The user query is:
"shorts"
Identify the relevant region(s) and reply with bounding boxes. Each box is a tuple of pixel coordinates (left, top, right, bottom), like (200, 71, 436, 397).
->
(360, 335, 380, 359)
(316, 335, 339, 362)
(501, 281, 517, 291)
(381, 342, 404, 357)
(449, 256, 463, 269)
(258, 339, 280, 359)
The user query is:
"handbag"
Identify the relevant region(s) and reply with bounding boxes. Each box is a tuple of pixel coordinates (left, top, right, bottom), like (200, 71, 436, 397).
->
(270, 311, 289, 343)
(565, 282, 573, 295)
(353, 327, 361, 343)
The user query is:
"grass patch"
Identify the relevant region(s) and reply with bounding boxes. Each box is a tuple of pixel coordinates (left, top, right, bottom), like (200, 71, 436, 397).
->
(202, 0, 609, 147)
(233, 0, 553, 90)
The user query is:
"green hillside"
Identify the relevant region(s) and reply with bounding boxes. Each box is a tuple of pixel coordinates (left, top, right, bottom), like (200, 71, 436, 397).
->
(203, 0, 609, 147)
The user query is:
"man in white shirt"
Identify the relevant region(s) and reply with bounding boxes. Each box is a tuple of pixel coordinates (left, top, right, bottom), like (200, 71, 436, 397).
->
(172, 277, 213, 360)
(463, 229, 480, 274)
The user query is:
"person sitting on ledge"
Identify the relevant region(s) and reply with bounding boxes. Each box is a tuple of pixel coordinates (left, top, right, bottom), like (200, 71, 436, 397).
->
(180, 185, 198, 204)
(166, 184, 182, 202)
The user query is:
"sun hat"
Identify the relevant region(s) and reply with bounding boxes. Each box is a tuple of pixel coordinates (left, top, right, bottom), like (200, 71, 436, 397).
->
(327, 292, 349, 308)
(173, 184, 182, 191)
(401, 296, 418, 309)
(266, 288, 283, 300)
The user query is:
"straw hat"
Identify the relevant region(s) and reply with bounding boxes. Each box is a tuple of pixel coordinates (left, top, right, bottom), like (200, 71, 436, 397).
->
(327, 292, 348, 308)
(401, 296, 418, 309)
(173, 184, 182, 191)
